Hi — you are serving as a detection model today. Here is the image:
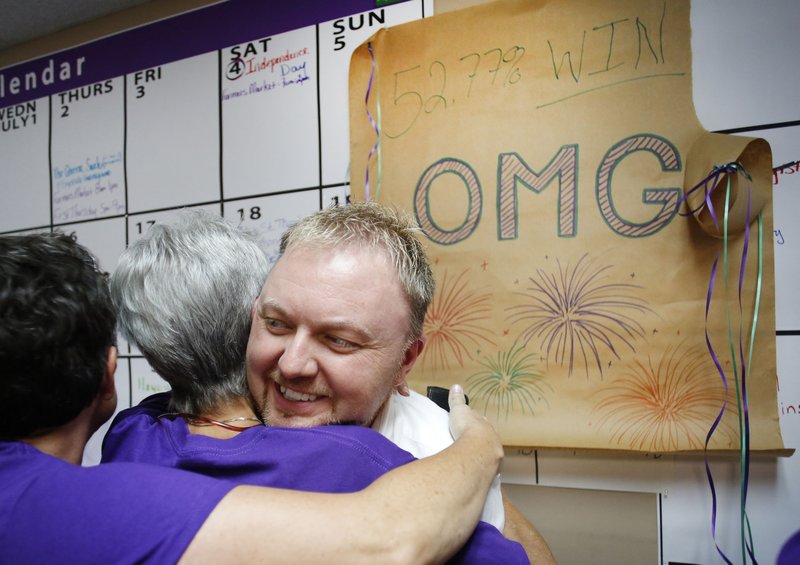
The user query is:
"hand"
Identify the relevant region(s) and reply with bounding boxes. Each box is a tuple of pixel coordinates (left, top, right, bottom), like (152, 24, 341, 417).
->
(448, 384, 501, 445)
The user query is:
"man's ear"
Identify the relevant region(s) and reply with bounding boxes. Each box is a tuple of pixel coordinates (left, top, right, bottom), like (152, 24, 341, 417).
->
(101, 346, 118, 401)
(89, 346, 119, 434)
(394, 337, 425, 395)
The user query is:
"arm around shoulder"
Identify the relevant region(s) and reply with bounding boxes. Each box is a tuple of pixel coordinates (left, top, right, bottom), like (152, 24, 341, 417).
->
(181, 385, 503, 565)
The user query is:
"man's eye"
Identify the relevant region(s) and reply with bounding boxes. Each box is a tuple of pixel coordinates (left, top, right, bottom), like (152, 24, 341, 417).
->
(326, 335, 357, 350)
(264, 318, 288, 331)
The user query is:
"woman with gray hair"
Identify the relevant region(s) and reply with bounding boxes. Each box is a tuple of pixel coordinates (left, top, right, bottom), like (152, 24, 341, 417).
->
(110, 209, 267, 420)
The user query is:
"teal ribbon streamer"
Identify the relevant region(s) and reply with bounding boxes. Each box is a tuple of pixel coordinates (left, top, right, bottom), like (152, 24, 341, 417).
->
(684, 162, 759, 564)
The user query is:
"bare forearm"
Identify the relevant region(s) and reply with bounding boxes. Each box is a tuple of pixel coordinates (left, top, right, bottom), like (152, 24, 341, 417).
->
(183, 434, 500, 564)
(502, 493, 556, 564)
(379, 423, 504, 562)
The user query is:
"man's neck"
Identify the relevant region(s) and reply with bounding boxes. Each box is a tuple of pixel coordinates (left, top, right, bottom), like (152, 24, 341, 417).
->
(367, 392, 395, 429)
(22, 410, 93, 465)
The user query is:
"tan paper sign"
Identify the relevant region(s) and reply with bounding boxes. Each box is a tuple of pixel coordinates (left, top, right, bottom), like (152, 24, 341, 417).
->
(349, 0, 783, 452)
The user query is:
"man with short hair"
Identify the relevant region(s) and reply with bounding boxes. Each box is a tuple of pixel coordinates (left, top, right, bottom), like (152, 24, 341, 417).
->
(246, 202, 555, 563)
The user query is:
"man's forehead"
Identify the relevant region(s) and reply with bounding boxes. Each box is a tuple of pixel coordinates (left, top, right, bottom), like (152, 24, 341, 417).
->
(259, 244, 413, 334)
(261, 245, 393, 299)
(274, 243, 395, 276)
(284, 239, 391, 258)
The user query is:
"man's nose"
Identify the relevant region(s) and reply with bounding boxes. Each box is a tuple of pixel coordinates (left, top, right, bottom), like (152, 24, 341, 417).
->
(278, 331, 318, 378)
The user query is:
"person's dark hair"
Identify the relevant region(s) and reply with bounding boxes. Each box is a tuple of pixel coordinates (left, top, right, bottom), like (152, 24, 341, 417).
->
(0, 232, 116, 439)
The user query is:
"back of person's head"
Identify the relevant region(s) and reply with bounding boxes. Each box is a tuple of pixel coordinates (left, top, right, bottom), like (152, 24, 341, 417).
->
(0, 232, 116, 440)
(279, 202, 435, 341)
(111, 209, 269, 414)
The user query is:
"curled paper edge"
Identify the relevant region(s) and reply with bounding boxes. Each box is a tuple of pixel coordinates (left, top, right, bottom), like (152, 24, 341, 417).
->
(683, 132, 772, 238)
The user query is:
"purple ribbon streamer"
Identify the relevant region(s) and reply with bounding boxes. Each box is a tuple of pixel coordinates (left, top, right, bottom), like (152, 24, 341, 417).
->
(364, 42, 380, 202)
(703, 251, 734, 565)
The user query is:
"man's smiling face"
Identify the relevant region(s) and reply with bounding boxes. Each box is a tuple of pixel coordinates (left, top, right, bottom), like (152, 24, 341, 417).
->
(246, 245, 422, 428)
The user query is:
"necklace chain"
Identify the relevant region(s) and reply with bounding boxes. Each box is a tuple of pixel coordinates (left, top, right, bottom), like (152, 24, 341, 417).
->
(158, 412, 262, 432)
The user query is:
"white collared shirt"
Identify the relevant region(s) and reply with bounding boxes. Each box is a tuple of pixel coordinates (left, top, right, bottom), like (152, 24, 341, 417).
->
(372, 389, 505, 531)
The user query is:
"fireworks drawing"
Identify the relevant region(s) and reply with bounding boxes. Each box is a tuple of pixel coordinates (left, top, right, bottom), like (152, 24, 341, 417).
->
(592, 344, 738, 451)
(421, 268, 496, 371)
(466, 340, 551, 421)
(506, 253, 650, 379)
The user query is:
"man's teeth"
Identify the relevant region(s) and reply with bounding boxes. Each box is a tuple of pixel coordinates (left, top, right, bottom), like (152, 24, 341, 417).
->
(280, 385, 319, 402)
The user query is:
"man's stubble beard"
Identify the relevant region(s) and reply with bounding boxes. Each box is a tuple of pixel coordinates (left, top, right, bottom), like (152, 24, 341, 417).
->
(259, 360, 405, 428)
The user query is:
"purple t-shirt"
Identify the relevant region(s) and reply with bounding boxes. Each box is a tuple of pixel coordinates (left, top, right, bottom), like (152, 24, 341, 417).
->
(103, 393, 529, 564)
(102, 392, 417, 492)
(0, 440, 233, 564)
(778, 529, 800, 565)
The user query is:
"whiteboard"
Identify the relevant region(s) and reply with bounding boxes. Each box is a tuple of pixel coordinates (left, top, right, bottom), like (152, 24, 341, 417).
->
(0, 0, 433, 456)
